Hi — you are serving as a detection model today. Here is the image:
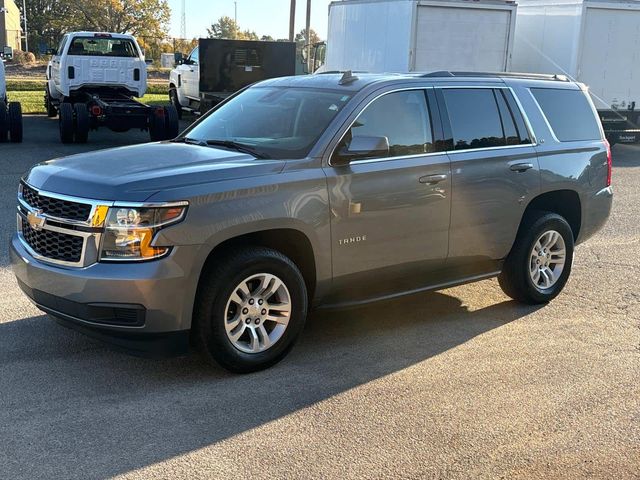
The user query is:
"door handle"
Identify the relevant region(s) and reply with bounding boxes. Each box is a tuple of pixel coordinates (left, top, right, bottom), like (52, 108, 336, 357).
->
(509, 162, 534, 172)
(419, 174, 448, 184)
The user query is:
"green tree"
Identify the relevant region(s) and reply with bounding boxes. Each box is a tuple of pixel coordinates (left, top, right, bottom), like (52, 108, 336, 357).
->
(295, 28, 321, 46)
(207, 16, 241, 39)
(261, 35, 275, 42)
(207, 16, 259, 40)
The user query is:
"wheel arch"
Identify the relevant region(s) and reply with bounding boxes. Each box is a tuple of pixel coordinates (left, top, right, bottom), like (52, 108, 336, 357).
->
(196, 227, 319, 305)
(520, 189, 582, 240)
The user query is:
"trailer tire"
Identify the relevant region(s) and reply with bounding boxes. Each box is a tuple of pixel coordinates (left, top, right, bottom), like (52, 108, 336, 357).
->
(169, 87, 182, 120)
(149, 112, 166, 141)
(73, 103, 89, 143)
(59, 102, 74, 144)
(8, 102, 23, 143)
(164, 105, 180, 139)
(45, 86, 57, 117)
(0, 101, 8, 142)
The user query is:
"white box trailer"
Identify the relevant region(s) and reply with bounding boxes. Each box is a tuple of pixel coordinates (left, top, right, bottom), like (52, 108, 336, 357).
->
(512, 0, 640, 144)
(323, 0, 518, 73)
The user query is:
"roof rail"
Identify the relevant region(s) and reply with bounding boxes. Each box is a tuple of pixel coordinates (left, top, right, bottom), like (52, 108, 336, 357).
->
(421, 71, 570, 82)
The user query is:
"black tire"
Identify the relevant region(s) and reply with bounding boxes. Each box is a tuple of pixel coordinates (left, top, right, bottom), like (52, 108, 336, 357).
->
(0, 101, 8, 142)
(73, 103, 89, 143)
(148, 112, 165, 141)
(59, 102, 74, 144)
(45, 86, 57, 117)
(164, 104, 180, 139)
(194, 247, 308, 373)
(8, 102, 23, 143)
(169, 87, 182, 119)
(498, 211, 574, 304)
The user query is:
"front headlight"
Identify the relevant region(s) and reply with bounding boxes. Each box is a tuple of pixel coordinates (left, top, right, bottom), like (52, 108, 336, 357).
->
(99, 203, 187, 261)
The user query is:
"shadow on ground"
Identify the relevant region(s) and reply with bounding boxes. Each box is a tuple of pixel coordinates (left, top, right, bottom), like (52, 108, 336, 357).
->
(0, 290, 541, 479)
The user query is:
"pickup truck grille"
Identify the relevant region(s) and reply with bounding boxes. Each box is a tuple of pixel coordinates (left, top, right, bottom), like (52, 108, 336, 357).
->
(21, 183, 92, 222)
(20, 218, 84, 263)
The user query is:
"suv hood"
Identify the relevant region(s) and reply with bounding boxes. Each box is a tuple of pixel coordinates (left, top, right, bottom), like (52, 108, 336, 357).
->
(24, 142, 286, 202)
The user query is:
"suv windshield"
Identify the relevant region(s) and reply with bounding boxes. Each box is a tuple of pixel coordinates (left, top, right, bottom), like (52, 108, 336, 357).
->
(185, 86, 353, 159)
(67, 37, 139, 57)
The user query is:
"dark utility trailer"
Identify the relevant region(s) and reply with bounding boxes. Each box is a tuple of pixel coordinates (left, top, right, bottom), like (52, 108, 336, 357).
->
(170, 38, 297, 117)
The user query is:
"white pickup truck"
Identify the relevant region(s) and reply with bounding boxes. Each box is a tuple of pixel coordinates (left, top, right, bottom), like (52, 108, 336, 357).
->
(45, 31, 178, 143)
(0, 59, 22, 143)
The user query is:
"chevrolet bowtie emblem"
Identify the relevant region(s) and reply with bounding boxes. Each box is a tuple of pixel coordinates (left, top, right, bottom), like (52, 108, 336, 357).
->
(27, 209, 46, 231)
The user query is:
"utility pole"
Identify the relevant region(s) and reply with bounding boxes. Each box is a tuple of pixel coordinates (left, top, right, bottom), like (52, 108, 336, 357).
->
(305, 0, 311, 72)
(234, 1, 238, 24)
(289, 0, 296, 41)
(22, 0, 28, 53)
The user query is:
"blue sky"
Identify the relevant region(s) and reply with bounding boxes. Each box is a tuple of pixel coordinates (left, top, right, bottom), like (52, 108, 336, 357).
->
(167, 0, 332, 40)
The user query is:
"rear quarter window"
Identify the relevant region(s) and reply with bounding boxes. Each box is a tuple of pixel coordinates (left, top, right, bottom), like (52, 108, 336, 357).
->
(531, 88, 601, 142)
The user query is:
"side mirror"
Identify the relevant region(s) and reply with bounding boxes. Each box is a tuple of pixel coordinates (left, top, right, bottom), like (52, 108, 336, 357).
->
(334, 135, 390, 165)
(174, 52, 184, 64)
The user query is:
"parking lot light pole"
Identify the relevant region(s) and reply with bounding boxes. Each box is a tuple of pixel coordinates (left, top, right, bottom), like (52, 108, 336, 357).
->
(22, 0, 28, 53)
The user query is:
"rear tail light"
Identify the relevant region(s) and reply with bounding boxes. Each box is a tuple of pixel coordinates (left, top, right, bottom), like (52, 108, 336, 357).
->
(604, 138, 612, 187)
(90, 105, 102, 116)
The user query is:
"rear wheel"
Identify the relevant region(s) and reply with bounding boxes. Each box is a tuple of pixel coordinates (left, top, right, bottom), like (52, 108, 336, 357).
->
(8, 102, 23, 143)
(164, 104, 180, 139)
(169, 87, 182, 119)
(194, 247, 308, 373)
(498, 211, 574, 304)
(148, 111, 165, 141)
(45, 85, 57, 117)
(73, 103, 89, 143)
(0, 101, 8, 142)
(59, 102, 74, 144)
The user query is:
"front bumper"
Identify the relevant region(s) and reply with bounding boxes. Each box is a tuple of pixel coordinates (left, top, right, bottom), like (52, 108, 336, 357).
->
(10, 234, 204, 356)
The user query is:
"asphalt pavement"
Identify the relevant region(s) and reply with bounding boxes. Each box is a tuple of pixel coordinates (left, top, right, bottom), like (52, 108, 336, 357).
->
(0, 116, 638, 479)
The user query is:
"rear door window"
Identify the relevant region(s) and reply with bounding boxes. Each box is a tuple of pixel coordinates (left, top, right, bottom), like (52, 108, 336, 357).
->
(441, 88, 505, 150)
(531, 88, 601, 141)
(335, 90, 434, 160)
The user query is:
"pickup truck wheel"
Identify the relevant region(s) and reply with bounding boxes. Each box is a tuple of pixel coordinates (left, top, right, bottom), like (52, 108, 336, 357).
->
(73, 103, 89, 143)
(149, 112, 165, 141)
(498, 211, 574, 304)
(59, 103, 74, 144)
(195, 247, 308, 373)
(45, 86, 57, 117)
(164, 105, 180, 139)
(0, 101, 8, 142)
(8, 102, 23, 143)
(169, 88, 182, 119)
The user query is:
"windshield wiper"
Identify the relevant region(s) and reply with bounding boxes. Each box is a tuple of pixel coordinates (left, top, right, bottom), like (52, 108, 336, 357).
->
(205, 140, 270, 159)
(173, 137, 206, 146)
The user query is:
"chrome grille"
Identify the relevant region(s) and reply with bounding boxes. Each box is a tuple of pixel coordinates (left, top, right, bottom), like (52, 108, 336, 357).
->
(21, 183, 92, 222)
(20, 218, 84, 263)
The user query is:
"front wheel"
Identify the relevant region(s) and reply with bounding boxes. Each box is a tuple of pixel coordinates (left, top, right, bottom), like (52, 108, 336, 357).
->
(169, 87, 183, 120)
(499, 211, 574, 304)
(194, 247, 308, 373)
(8, 102, 23, 143)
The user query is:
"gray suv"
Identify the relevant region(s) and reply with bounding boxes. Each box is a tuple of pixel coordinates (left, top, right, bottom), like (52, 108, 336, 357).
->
(11, 72, 613, 372)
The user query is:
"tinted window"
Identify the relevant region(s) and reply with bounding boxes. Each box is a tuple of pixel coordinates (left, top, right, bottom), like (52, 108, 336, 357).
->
(186, 87, 352, 159)
(495, 89, 532, 145)
(531, 88, 601, 141)
(336, 90, 433, 160)
(442, 89, 505, 150)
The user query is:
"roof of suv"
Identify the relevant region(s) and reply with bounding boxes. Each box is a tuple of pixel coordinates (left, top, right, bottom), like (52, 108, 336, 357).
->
(260, 71, 575, 92)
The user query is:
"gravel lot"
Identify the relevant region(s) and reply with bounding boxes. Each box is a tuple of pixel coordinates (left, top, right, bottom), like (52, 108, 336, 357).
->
(0, 116, 638, 479)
